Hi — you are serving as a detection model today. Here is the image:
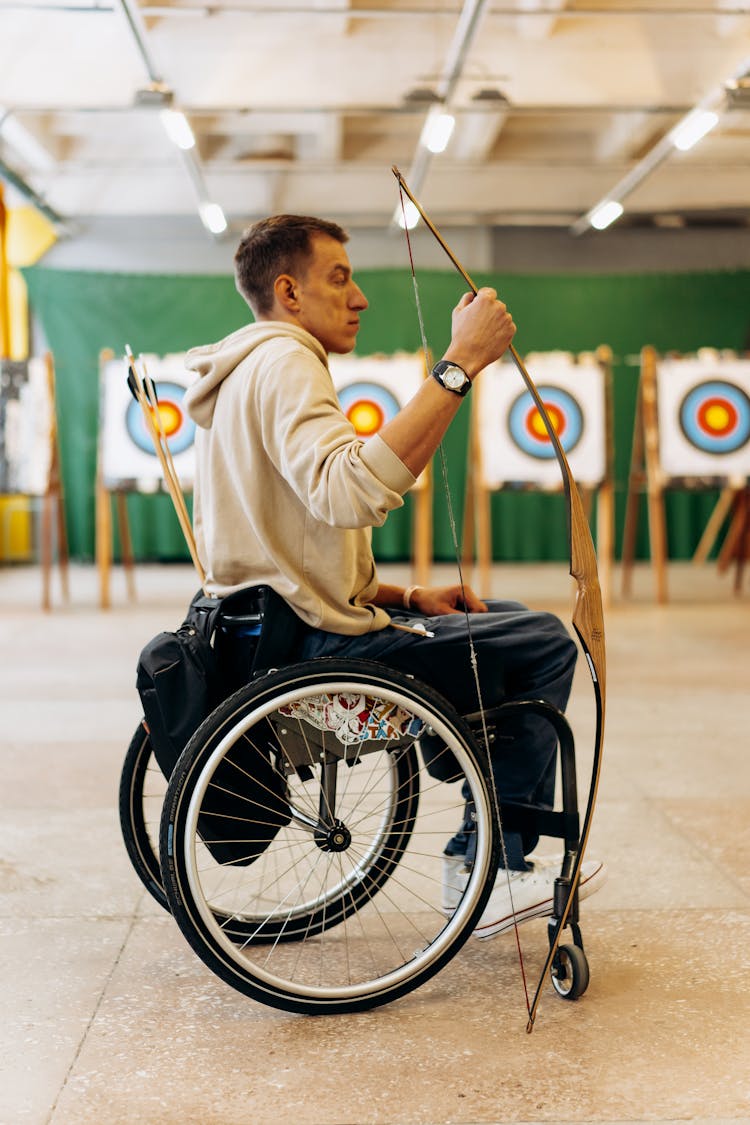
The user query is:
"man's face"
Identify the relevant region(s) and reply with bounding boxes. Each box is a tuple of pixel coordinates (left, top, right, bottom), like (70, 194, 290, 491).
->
(292, 234, 368, 354)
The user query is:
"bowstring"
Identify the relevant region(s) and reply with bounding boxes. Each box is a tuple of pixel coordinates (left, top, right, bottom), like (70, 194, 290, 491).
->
(398, 189, 530, 1015)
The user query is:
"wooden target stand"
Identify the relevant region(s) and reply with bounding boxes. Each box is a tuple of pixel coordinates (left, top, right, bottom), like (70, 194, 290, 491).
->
(462, 346, 615, 605)
(622, 346, 749, 602)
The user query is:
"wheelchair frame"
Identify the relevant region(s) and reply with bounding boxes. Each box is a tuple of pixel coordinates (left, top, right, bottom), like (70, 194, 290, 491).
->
(120, 592, 591, 1015)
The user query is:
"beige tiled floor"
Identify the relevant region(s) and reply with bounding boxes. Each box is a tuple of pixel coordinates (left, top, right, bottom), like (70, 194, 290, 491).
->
(1, 560, 749, 1125)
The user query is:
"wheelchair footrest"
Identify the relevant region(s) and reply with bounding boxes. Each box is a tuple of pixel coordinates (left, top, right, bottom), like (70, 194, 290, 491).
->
(498, 800, 579, 842)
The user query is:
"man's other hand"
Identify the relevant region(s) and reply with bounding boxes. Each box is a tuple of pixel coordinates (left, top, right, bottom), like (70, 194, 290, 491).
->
(410, 584, 488, 616)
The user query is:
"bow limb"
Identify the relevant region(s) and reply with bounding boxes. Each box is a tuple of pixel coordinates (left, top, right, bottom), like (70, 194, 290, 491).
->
(392, 166, 606, 1032)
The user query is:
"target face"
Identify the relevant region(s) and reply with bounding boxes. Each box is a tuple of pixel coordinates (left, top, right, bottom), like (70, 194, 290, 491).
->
(476, 354, 607, 488)
(100, 354, 197, 490)
(678, 380, 750, 455)
(337, 381, 400, 438)
(125, 381, 195, 456)
(508, 385, 583, 460)
(327, 351, 428, 490)
(656, 357, 750, 478)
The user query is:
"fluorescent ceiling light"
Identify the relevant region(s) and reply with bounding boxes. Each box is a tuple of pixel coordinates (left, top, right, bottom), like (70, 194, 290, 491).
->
(395, 200, 420, 230)
(160, 109, 195, 150)
(421, 110, 455, 155)
(199, 202, 227, 235)
(589, 200, 624, 231)
(671, 109, 719, 152)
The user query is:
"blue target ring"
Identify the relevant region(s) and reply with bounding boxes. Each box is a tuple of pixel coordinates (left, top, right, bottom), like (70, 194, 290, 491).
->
(337, 381, 400, 438)
(679, 380, 750, 455)
(507, 385, 583, 459)
(126, 381, 195, 456)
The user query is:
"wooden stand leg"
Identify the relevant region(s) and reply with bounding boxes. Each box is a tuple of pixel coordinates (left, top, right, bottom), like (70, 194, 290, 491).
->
(734, 494, 749, 593)
(461, 471, 475, 572)
(56, 490, 70, 603)
(412, 487, 432, 588)
(40, 494, 52, 613)
(621, 374, 645, 599)
(620, 485, 639, 598)
(477, 484, 492, 598)
(96, 480, 112, 610)
(717, 489, 750, 593)
(596, 481, 615, 610)
(646, 480, 668, 604)
(641, 347, 668, 603)
(115, 491, 136, 602)
(693, 487, 737, 565)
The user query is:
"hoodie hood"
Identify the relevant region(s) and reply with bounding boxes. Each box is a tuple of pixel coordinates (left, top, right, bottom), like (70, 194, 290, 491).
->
(184, 321, 329, 428)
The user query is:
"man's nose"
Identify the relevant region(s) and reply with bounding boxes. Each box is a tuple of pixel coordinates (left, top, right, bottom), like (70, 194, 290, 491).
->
(350, 284, 368, 310)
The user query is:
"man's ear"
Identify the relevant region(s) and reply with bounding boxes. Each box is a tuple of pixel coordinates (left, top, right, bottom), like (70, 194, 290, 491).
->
(273, 273, 299, 313)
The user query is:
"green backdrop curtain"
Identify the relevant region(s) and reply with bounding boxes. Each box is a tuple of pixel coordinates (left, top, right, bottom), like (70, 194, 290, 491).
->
(23, 264, 750, 563)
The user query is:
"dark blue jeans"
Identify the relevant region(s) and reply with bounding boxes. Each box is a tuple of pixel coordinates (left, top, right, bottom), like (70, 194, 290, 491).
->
(298, 600, 578, 870)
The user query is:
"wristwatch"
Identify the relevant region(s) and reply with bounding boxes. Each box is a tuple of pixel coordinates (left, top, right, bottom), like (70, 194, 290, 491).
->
(431, 359, 471, 397)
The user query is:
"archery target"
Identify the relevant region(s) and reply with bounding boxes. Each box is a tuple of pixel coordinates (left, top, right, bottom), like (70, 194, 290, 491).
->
(100, 353, 197, 490)
(657, 357, 750, 479)
(336, 382, 400, 438)
(507, 385, 584, 460)
(328, 351, 428, 489)
(125, 382, 195, 456)
(477, 353, 607, 488)
(679, 381, 750, 455)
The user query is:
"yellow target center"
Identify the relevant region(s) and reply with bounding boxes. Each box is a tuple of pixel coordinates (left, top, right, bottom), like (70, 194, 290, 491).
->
(529, 403, 564, 441)
(155, 401, 182, 438)
(348, 400, 383, 437)
(704, 403, 730, 432)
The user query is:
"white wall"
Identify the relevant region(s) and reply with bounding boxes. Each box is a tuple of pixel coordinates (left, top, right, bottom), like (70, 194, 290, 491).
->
(39, 215, 750, 276)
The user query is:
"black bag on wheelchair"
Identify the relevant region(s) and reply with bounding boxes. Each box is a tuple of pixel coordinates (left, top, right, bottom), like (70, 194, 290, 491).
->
(136, 585, 305, 866)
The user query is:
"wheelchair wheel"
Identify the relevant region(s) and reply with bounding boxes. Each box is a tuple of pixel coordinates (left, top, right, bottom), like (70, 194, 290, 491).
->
(118, 721, 169, 910)
(160, 658, 500, 1015)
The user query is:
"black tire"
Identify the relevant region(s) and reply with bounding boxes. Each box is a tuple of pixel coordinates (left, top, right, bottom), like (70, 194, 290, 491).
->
(551, 942, 590, 1000)
(118, 721, 169, 910)
(160, 658, 500, 1015)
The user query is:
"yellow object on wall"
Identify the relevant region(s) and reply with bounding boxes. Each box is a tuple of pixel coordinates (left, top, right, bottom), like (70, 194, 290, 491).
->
(1, 195, 57, 554)
(1, 198, 57, 359)
(0, 496, 33, 561)
(7, 269, 28, 359)
(6, 205, 57, 268)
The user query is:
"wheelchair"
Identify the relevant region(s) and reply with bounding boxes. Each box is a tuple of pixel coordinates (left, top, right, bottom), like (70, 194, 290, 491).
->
(119, 588, 590, 1016)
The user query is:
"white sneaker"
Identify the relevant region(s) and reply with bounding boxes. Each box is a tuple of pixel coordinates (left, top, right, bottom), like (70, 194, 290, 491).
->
(472, 854, 607, 941)
(442, 855, 470, 914)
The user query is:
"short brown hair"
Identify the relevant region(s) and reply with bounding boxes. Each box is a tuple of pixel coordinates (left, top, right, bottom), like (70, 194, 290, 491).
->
(234, 215, 349, 316)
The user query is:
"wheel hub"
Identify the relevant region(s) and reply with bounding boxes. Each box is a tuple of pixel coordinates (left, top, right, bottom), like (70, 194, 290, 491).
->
(314, 819, 352, 852)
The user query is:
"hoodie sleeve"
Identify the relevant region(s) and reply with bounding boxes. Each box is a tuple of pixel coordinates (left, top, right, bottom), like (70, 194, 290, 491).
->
(254, 347, 416, 529)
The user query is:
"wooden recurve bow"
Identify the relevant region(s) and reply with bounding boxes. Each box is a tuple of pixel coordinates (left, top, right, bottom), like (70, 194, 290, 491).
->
(392, 166, 606, 1032)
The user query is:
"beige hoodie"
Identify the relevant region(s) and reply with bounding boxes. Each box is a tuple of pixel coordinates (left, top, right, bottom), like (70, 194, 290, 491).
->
(184, 321, 416, 634)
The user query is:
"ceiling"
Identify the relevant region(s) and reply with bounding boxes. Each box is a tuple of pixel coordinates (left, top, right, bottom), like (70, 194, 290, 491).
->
(2, 0, 750, 239)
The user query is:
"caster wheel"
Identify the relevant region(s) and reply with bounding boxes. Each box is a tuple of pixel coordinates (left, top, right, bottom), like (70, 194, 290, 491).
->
(551, 943, 590, 1000)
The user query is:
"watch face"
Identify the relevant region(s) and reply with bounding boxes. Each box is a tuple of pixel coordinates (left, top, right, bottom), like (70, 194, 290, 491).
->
(444, 368, 465, 390)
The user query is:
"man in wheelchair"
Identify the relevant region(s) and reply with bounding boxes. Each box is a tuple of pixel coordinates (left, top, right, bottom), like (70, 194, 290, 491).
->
(182, 214, 605, 942)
